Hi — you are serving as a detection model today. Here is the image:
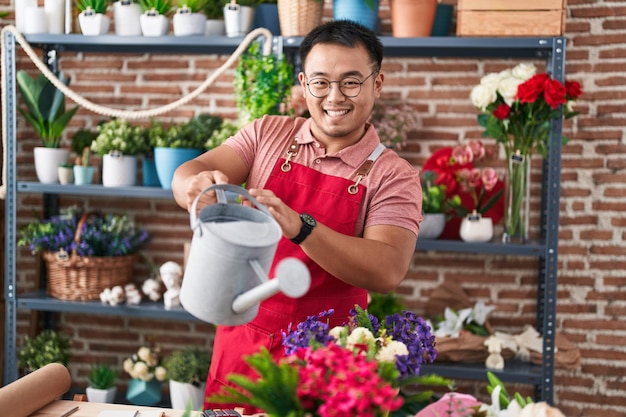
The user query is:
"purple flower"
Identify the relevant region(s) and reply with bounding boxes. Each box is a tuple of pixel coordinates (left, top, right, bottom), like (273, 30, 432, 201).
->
(282, 309, 336, 355)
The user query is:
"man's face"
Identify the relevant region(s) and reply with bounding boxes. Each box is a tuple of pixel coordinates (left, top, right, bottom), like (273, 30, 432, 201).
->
(298, 42, 383, 148)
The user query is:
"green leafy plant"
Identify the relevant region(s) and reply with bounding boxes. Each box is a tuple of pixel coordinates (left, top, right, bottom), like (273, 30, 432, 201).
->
(234, 42, 294, 124)
(88, 363, 118, 389)
(367, 292, 405, 323)
(176, 0, 208, 13)
(75, 0, 110, 13)
(18, 329, 71, 372)
(91, 119, 148, 156)
(71, 128, 98, 166)
(164, 347, 211, 385)
(202, 0, 224, 19)
(138, 0, 174, 15)
(17, 70, 79, 148)
(421, 170, 456, 214)
(204, 120, 238, 149)
(150, 114, 223, 150)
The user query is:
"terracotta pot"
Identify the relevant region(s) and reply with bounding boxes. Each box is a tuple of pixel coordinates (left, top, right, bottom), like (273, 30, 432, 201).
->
(390, 0, 437, 37)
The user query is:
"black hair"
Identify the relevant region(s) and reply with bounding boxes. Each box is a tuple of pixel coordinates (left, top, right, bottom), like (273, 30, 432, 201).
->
(299, 20, 384, 72)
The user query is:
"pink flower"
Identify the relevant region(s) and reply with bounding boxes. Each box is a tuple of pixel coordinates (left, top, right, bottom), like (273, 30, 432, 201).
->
(481, 168, 498, 192)
(415, 392, 482, 417)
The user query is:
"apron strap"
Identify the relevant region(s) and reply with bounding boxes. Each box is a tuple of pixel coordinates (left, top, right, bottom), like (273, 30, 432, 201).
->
(348, 143, 386, 195)
(280, 136, 299, 172)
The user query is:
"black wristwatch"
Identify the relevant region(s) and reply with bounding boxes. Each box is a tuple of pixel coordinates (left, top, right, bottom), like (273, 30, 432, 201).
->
(290, 213, 317, 245)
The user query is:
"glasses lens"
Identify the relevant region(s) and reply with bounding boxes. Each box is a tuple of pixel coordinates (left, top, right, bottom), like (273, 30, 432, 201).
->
(339, 78, 361, 98)
(308, 78, 330, 98)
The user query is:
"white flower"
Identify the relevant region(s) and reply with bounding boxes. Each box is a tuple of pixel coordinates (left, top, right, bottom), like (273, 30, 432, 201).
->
(137, 346, 152, 363)
(133, 361, 150, 381)
(434, 307, 473, 338)
(346, 327, 375, 348)
(498, 75, 525, 106)
(154, 366, 167, 382)
(328, 326, 345, 340)
(376, 340, 408, 363)
(123, 358, 134, 375)
(470, 300, 496, 326)
(511, 63, 537, 81)
(471, 84, 496, 110)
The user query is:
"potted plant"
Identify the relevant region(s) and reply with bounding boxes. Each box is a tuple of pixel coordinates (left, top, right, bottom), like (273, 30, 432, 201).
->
(91, 119, 146, 187)
(75, 0, 111, 35)
(419, 170, 456, 239)
(17, 70, 79, 184)
(204, 119, 239, 150)
(234, 41, 293, 124)
(332, 0, 379, 31)
(203, 0, 225, 34)
(390, 0, 437, 37)
(18, 329, 71, 374)
(173, 0, 209, 35)
(86, 363, 119, 403)
(71, 127, 98, 185)
(223, 0, 256, 37)
(113, 0, 143, 35)
(164, 347, 211, 410)
(123, 345, 168, 406)
(138, 0, 174, 36)
(253, 0, 279, 36)
(18, 207, 150, 300)
(58, 162, 75, 185)
(369, 100, 419, 150)
(151, 114, 223, 189)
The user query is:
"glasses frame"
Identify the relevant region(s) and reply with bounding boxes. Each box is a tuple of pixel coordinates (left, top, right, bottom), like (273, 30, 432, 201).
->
(305, 70, 379, 99)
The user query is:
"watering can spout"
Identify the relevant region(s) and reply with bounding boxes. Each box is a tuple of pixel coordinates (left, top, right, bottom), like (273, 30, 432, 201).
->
(232, 258, 311, 314)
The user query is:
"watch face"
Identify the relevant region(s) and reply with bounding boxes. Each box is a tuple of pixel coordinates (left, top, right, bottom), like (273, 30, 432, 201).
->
(301, 213, 316, 227)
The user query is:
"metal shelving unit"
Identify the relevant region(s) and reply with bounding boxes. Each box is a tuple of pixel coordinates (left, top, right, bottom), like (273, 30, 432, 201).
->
(3, 33, 565, 404)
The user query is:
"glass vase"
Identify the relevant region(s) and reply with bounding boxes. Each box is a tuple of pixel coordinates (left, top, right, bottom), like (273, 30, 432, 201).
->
(502, 151, 531, 243)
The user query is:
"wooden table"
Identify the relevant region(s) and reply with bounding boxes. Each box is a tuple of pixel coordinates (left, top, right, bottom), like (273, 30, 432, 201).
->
(28, 400, 203, 417)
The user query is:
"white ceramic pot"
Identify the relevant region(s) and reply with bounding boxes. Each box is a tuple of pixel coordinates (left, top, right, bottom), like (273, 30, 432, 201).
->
(140, 13, 169, 36)
(79, 11, 111, 35)
(173, 10, 207, 36)
(58, 166, 74, 185)
(205, 19, 225, 35)
(86, 386, 117, 403)
(45, 0, 65, 34)
(102, 153, 137, 187)
(23, 6, 48, 34)
(459, 213, 493, 243)
(223, 3, 254, 37)
(420, 213, 446, 239)
(169, 380, 205, 411)
(113, 1, 142, 36)
(33, 147, 69, 184)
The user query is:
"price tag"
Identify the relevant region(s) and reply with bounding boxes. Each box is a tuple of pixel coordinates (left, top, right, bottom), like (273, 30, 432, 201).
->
(511, 151, 525, 164)
(83, 9, 95, 16)
(177, 6, 191, 14)
(467, 213, 481, 222)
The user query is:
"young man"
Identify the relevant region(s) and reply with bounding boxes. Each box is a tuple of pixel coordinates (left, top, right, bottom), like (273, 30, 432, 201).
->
(172, 20, 422, 412)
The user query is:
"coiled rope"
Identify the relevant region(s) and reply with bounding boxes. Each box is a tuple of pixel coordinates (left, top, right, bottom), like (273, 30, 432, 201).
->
(1, 25, 273, 198)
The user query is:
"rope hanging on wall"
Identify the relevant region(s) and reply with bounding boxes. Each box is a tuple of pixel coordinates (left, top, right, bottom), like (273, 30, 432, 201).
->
(0, 25, 273, 198)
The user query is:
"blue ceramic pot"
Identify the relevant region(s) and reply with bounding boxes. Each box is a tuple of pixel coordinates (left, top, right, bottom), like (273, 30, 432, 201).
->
(126, 378, 161, 406)
(333, 0, 380, 31)
(154, 147, 202, 190)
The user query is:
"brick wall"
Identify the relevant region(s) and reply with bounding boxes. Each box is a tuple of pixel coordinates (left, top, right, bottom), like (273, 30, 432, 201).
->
(2, 1, 626, 416)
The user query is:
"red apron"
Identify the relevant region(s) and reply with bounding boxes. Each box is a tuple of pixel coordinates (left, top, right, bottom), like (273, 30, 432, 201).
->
(204, 137, 383, 413)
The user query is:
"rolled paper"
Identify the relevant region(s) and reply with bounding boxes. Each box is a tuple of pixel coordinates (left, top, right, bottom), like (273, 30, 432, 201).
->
(0, 363, 71, 417)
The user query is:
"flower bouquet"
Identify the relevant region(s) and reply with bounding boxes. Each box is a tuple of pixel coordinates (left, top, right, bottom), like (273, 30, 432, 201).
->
(470, 63, 583, 242)
(18, 207, 149, 300)
(209, 306, 449, 417)
(123, 345, 167, 406)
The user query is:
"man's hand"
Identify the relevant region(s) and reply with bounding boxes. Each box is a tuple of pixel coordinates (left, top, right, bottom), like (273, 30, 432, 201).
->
(247, 188, 302, 240)
(184, 170, 230, 213)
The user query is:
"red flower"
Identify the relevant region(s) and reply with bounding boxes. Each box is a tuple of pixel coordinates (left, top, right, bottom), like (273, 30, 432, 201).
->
(543, 78, 567, 109)
(517, 73, 549, 103)
(565, 80, 582, 99)
(492, 103, 510, 120)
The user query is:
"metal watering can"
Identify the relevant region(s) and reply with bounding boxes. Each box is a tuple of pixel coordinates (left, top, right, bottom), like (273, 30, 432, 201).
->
(180, 184, 311, 326)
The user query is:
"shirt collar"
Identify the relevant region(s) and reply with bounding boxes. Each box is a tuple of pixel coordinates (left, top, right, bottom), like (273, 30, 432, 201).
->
(297, 119, 381, 168)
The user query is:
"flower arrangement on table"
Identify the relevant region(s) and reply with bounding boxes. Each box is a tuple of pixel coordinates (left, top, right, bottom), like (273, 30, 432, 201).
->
(209, 306, 448, 417)
(422, 140, 505, 239)
(124, 345, 168, 406)
(370, 100, 419, 150)
(470, 62, 583, 242)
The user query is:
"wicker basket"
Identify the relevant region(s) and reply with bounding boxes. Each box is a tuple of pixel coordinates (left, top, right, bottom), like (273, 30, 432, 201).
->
(42, 211, 139, 301)
(277, 0, 324, 37)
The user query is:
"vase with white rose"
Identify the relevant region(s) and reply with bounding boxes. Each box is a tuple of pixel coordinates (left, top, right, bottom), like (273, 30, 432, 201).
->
(123, 345, 167, 406)
(470, 63, 583, 243)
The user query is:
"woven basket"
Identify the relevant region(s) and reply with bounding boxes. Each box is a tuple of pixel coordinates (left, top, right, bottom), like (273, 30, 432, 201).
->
(42, 212, 138, 301)
(277, 0, 324, 37)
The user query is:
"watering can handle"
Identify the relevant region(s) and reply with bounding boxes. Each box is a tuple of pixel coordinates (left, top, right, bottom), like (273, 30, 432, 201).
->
(189, 184, 275, 230)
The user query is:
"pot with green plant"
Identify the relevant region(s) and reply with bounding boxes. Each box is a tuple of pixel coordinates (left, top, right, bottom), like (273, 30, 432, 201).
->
(58, 163, 74, 185)
(91, 119, 146, 187)
(138, 0, 174, 36)
(17, 70, 79, 184)
(113, 0, 143, 35)
(420, 170, 454, 239)
(223, 0, 256, 37)
(71, 127, 98, 185)
(252, 0, 279, 35)
(76, 0, 110, 35)
(164, 347, 210, 410)
(203, 0, 225, 34)
(234, 41, 293, 125)
(18, 329, 71, 374)
(86, 363, 119, 403)
(152, 114, 223, 189)
(173, 0, 208, 35)
(333, 0, 379, 31)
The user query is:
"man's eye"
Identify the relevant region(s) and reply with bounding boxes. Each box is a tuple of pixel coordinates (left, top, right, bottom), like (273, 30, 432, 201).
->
(311, 80, 329, 87)
(342, 80, 360, 87)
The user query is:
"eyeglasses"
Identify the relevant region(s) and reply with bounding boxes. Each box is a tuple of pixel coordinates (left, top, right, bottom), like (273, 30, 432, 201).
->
(305, 70, 379, 98)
